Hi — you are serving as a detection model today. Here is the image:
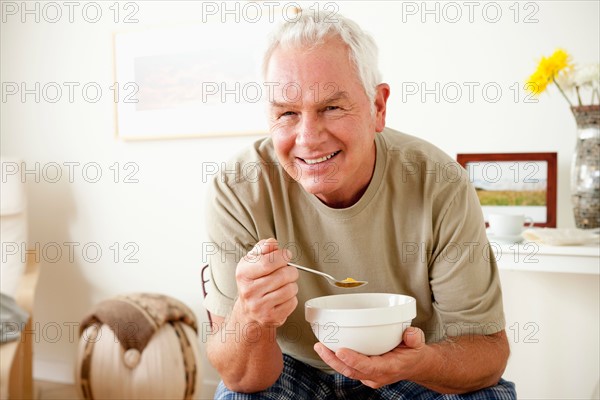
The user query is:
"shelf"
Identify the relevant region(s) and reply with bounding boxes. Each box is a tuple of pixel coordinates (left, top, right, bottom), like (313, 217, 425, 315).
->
(494, 242, 599, 275)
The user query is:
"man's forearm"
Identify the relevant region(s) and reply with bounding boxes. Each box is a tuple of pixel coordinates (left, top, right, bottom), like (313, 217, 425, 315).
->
(206, 302, 284, 393)
(410, 331, 510, 394)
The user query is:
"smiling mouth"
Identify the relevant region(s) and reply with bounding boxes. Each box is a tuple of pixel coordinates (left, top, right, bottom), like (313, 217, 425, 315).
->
(301, 151, 341, 165)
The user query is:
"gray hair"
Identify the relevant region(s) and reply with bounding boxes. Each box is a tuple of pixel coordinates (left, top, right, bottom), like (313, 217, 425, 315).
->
(262, 11, 382, 104)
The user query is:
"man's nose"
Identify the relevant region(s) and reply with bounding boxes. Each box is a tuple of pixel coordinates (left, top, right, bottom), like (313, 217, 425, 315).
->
(296, 113, 325, 146)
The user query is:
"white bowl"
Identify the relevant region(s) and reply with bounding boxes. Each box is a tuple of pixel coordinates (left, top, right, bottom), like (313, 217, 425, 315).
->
(305, 293, 416, 356)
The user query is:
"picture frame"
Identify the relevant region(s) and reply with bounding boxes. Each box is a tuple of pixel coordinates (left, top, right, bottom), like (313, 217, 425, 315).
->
(457, 153, 557, 228)
(112, 21, 275, 141)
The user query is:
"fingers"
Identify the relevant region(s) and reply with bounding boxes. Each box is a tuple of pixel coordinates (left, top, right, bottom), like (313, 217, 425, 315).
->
(247, 238, 279, 258)
(243, 268, 299, 315)
(335, 348, 376, 375)
(240, 238, 291, 279)
(235, 238, 299, 326)
(242, 289, 298, 327)
(252, 264, 299, 294)
(314, 328, 428, 387)
(314, 343, 361, 379)
(313, 343, 380, 383)
(402, 327, 426, 349)
(314, 343, 392, 385)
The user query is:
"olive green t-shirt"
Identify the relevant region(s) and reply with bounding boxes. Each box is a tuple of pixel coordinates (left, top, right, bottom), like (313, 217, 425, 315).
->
(204, 127, 505, 372)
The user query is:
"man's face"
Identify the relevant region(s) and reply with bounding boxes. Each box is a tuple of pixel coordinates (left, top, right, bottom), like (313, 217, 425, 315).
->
(265, 37, 389, 208)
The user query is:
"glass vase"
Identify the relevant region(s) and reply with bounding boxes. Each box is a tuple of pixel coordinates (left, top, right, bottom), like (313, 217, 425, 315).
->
(570, 105, 600, 229)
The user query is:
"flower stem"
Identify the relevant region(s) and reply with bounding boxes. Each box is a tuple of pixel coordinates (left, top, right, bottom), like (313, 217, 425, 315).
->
(553, 76, 573, 106)
(575, 86, 583, 106)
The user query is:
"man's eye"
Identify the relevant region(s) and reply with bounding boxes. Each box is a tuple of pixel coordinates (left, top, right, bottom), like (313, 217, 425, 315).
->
(280, 111, 296, 118)
(325, 106, 340, 111)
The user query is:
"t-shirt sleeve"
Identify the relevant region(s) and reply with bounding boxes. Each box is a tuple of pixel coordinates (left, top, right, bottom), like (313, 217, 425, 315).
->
(202, 175, 258, 318)
(428, 179, 506, 337)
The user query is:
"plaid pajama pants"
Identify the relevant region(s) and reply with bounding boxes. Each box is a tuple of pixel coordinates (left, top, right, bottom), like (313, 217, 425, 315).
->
(214, 354, 516, 400)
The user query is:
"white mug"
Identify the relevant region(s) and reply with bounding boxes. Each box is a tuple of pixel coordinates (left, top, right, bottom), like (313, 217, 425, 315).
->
(488, 214, 534, 236)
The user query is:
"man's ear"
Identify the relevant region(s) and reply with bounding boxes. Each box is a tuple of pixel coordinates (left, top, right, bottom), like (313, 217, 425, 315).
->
(374, 83, 390, 132)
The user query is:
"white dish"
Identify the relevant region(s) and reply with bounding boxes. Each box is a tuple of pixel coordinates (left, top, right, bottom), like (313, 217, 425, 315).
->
(487, 229, 524, 244)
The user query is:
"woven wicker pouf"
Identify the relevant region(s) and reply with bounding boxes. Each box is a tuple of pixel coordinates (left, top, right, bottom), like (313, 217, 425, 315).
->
(76, 293, 200, 399)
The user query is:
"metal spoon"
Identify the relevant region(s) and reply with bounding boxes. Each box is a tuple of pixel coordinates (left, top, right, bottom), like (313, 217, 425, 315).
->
(287, 262, 368, 288)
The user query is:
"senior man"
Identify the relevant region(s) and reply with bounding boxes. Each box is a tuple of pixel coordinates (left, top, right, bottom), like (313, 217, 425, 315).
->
(204, 11, 516, 400)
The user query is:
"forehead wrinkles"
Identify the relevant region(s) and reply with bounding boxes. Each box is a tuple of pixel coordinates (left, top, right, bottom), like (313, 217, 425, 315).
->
(269, 81, 348, 108)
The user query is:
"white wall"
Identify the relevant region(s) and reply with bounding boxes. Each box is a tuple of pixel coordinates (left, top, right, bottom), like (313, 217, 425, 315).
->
(1, 1, 598, 399)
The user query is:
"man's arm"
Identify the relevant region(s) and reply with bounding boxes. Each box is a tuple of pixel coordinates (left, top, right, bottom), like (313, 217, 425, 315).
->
(315, 326, 510, 394)
(205, 239, 298, 393)
(412, 329, 509, 393)
(206, 308, 283, 393)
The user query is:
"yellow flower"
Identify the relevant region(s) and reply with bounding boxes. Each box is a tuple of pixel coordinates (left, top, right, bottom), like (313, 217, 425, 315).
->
(526, 49, 572, 95)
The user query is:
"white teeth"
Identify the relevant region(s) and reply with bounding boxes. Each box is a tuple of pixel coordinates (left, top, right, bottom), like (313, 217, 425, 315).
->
(303, 151, 339, 165)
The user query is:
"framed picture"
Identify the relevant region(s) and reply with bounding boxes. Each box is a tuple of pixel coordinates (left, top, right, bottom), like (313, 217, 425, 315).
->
(457, 153, 557, 228)
(113, 20, 275, 140)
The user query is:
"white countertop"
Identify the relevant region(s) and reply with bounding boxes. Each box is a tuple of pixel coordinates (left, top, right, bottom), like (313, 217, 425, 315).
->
(493, 241, 599, 275)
